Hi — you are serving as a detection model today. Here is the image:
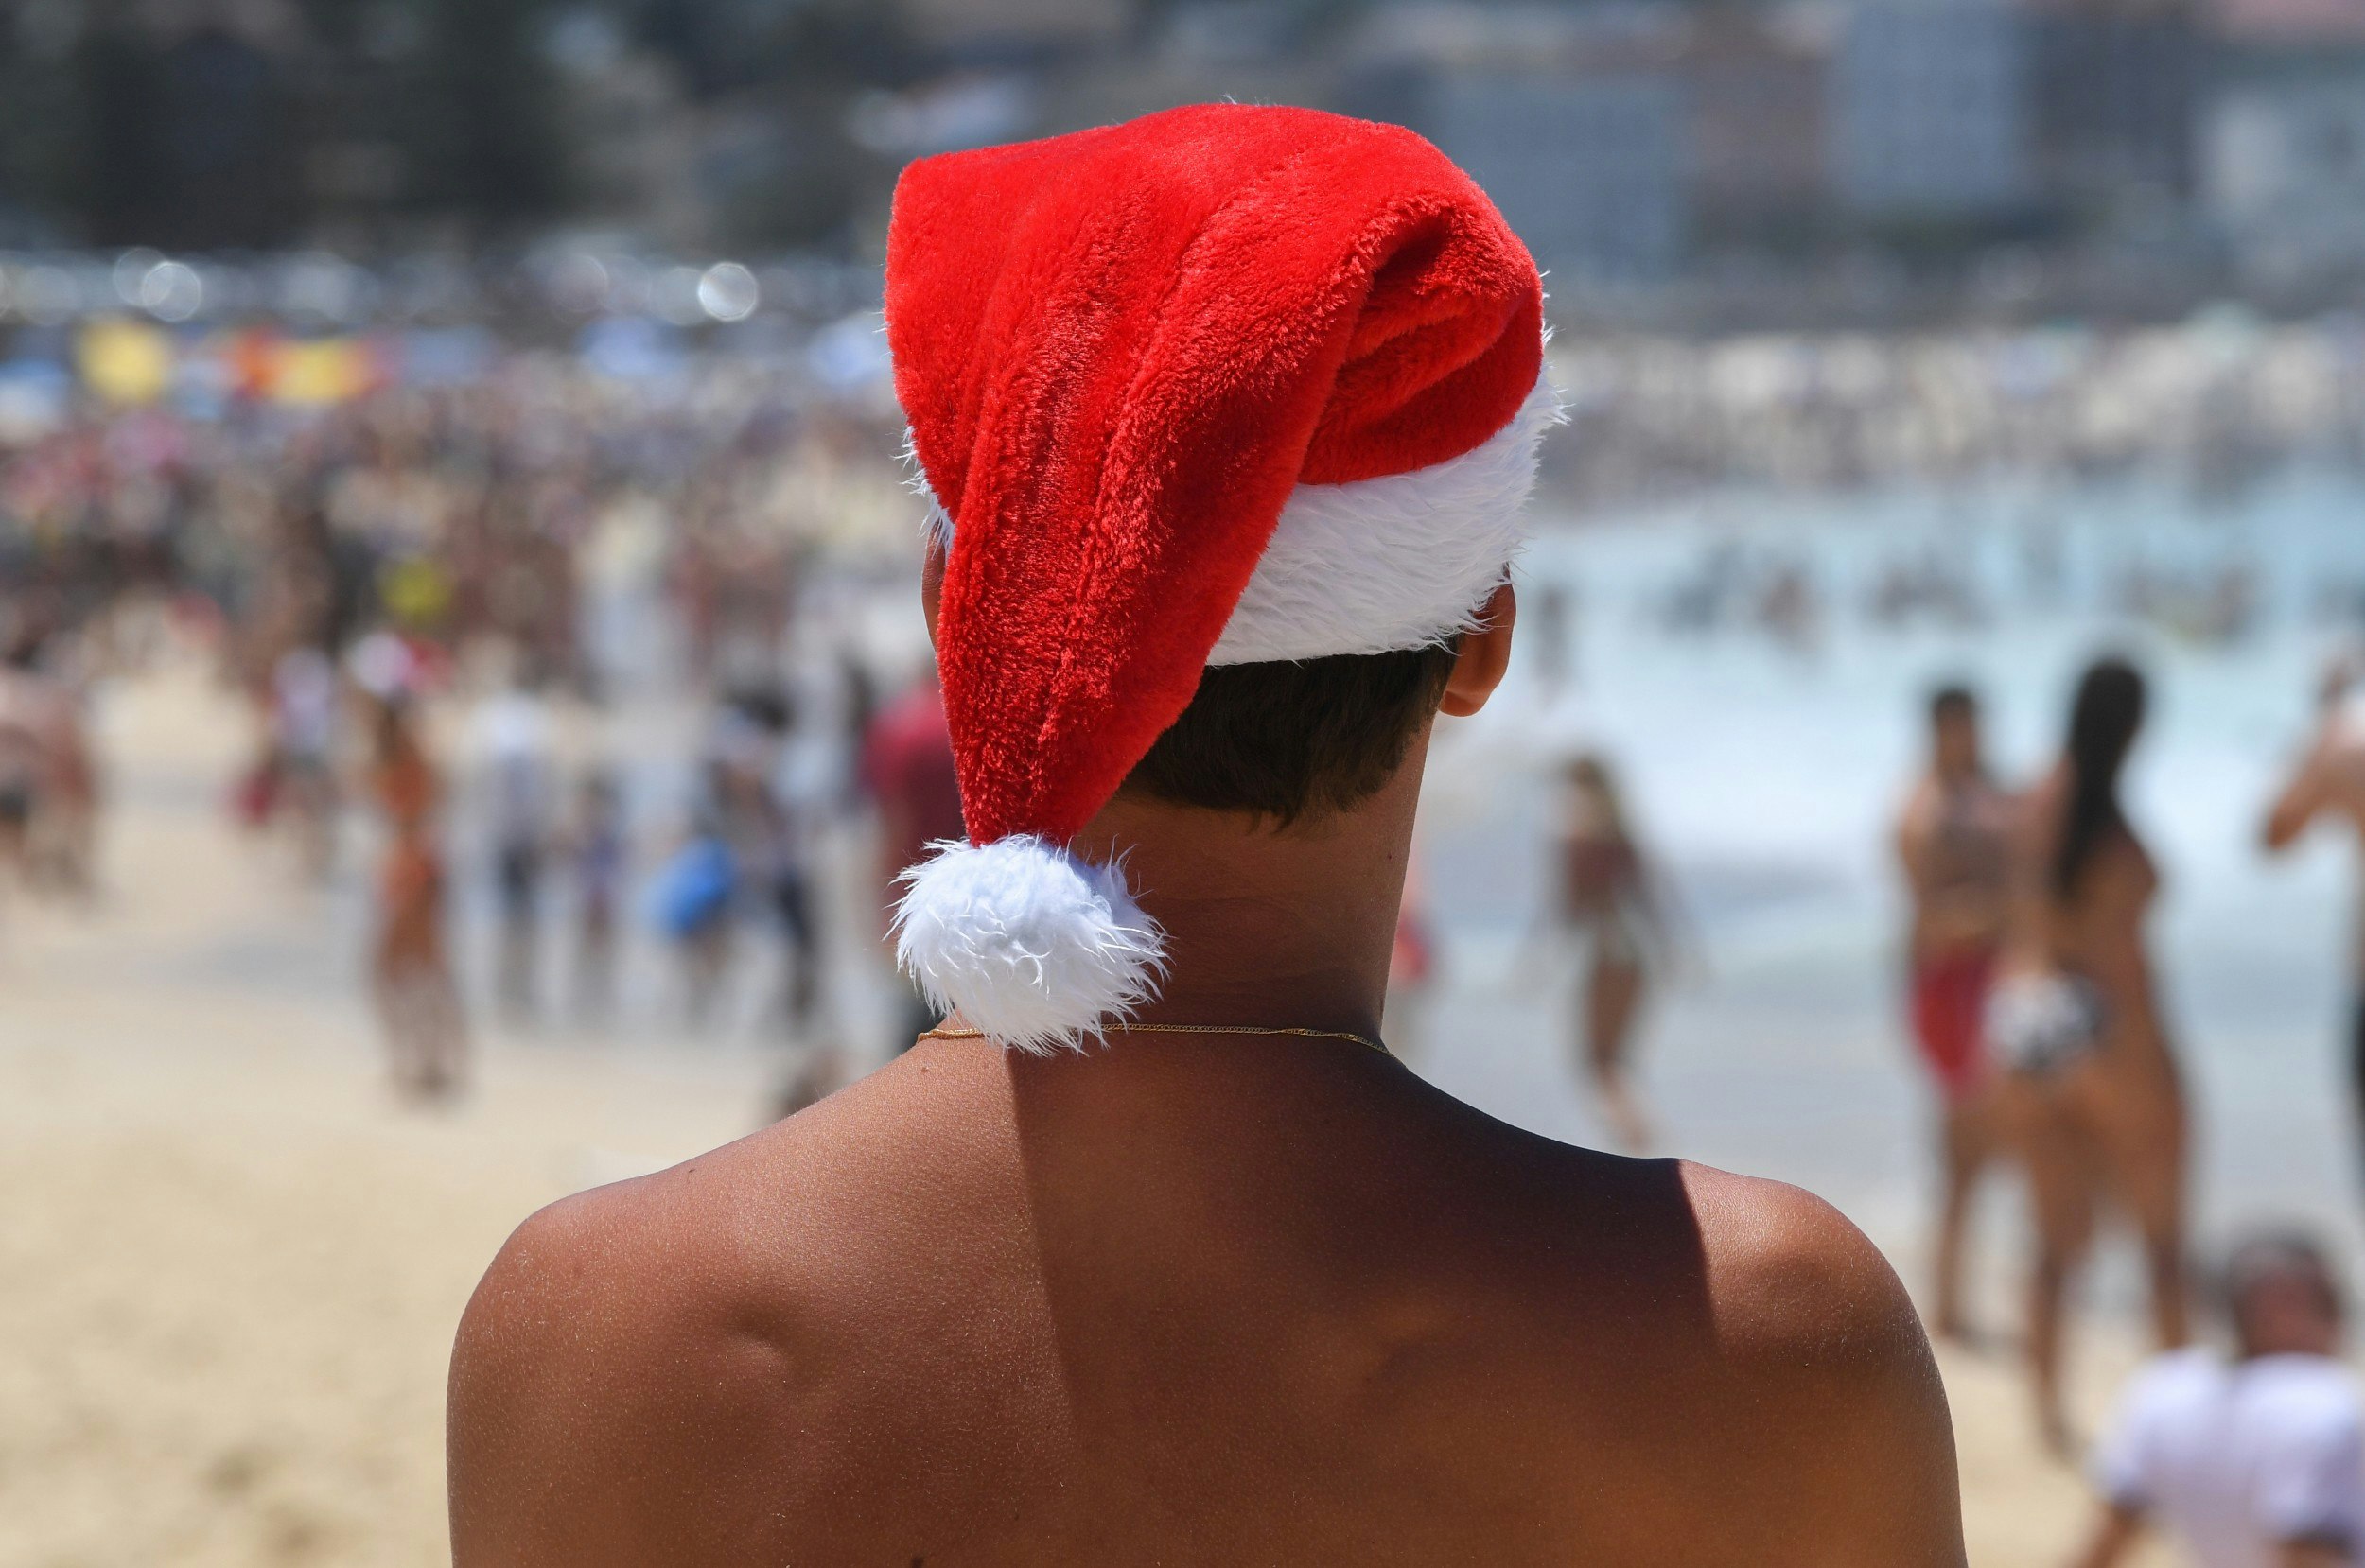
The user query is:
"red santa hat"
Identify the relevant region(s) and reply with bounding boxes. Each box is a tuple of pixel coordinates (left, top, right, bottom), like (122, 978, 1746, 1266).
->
(886, 102, 1556, 1052)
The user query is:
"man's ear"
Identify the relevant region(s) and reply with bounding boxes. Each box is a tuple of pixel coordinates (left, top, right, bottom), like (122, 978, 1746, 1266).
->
(921, 538, 946, 644)
(1440, 583, 1515, 719)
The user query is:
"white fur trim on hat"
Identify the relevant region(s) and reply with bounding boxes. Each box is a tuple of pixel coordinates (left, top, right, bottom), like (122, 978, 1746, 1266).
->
(913, 374, 1564, 667)
(893, 835, 1166, 1054)
(1210, 375, 1563, 665)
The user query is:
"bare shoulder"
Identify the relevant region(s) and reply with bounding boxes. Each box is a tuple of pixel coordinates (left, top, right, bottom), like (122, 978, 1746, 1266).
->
(447, 1125, 828, 1568)
(447, 1057, 1031, 1566)
(1679, 1162, 1926, 1362)
(1671, 1161, 1965, 1564)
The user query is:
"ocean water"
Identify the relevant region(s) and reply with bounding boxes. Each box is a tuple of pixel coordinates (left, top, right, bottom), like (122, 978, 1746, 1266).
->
(1415, 467, 2365, 1281)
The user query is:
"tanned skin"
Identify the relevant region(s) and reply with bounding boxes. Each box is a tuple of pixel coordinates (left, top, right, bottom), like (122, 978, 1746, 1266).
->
(448, 576, 1966, 1566)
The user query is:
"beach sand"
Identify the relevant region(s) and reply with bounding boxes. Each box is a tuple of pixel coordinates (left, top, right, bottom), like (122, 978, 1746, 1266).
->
(0, 664, 2167, 1567)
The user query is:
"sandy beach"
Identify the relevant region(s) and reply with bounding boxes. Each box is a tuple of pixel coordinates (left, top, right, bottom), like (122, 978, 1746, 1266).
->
(2, 661, 2170, 1566)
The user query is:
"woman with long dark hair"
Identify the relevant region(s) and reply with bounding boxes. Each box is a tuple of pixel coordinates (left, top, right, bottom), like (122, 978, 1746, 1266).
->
(1993, 656, 2190, 1454)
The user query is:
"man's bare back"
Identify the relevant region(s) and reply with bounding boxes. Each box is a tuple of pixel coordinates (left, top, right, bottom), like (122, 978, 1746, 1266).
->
(451, 1032, 1960, 1565)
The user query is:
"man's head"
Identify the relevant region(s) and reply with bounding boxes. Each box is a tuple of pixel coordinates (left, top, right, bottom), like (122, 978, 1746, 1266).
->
(2221, 1232, 2343, 1359)
(1928, 685, 1981, 780)
(925, 548, 1512, 831)
(885, 106, 1548, 1048)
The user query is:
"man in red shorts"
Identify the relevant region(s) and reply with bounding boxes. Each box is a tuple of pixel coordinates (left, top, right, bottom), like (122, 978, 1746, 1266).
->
(1896, 682, 2015, 1342)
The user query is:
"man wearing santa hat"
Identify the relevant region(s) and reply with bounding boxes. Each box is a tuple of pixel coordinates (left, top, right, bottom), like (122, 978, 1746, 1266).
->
(448, 105, 1964, 1563)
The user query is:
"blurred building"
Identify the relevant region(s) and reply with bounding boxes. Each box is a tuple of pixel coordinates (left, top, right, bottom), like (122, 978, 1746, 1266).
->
(1681, 10, 1830, 252)
(77, 0, 306, 251)
(2202, 0, 2365, 285)
(2023, 0, 2201, 217)
(1425, 69, 1688, 285)
(2204, 75, 2365, 284)
(1832, 0, 2032, 220)
(900, 0, 1130, 59)
(1351, 4, 1830, 286)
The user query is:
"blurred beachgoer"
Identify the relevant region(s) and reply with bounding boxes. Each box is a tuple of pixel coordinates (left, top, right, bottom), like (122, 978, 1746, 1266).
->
(1385, 851, 1438, 1066)
(1759, 560, 1822, 656)
(859, 669, 964, 1052)
(724, 687, 823, 1038)
(2069, 1233, 2360, 1568)
(566, 770, 627, 1026)
(1553, 754, 1668, 1153)
(451, 113, 1959, 1563)
(473, 669, 560, 1022)
(1894, 684, 2014, 1342)
(649, 774, 739, 1033)
(1530, 581, 1575, 695)
(2261, 654, 2365, 1192)
(31, 656, 99, 897)
(270, 643, 342, 880)
(0, 630, 52, 888)
(0, 624, 101, 897)
(367, 696, 467, 1103)
(1995, 656, 2191, 1455)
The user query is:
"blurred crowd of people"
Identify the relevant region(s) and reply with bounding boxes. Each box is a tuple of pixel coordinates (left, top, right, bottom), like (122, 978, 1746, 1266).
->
(1558, 315, 2365, 509)
(1656, 531, 2292, 655)
(0, 345, 949, 1106)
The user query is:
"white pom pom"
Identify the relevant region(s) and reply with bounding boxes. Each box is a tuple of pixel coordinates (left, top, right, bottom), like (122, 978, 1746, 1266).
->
(892, 836, 1166, 1054)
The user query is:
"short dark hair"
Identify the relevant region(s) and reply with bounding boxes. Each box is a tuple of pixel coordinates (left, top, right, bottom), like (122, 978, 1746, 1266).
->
(1118, 644, 1461, 826)
(2222, 1231, 2342, 1326)
(1930, 684, 1977, 723)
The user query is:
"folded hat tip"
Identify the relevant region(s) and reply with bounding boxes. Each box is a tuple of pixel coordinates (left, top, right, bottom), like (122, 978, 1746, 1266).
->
(893, 835, 1166, 1054)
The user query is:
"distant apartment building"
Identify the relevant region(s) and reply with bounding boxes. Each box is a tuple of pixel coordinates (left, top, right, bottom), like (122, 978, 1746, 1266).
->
(2201, 0, 2365, 281)
(1421, 70, 1688, 286)
(2204, 73, 2365, 279)
(1358, 4, 1829, 283)
(2023, 0, 2200, 210)
(898, 0, 1130, 58)
(1679, 11, 1830, 247)
(1831, 0, 2031, 219)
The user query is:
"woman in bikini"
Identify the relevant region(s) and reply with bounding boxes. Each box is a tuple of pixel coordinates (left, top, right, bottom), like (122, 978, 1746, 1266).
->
(368, 695, 467, 1103)
(1554, 754, 1671, 1153)
(1994, 657, 2190, 1455)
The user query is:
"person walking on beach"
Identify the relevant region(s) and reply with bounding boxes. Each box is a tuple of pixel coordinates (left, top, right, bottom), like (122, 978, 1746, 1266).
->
(472, 667, 559, 1023)
(0, 629, 59, 891)
(1995, 656, 2191, 1455)
(564, 769, 626, 1026)
(1385, 849, 1439, 1065)
(1552, 752, 1670, 1152)
(449, 107, 1962, 1566)
(650, 773, 739, 1033)
(367, 696, 467, 1103)
(1894, 684, 2014, 1342)
(859, 666, 964, 1054)
(2261, 654, 2365, 1189)
(2069, 1232, 2361, 1568)
(269, 643, 342, 881)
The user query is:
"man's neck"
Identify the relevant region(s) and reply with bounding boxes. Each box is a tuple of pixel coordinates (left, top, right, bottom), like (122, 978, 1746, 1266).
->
(1064, 732, 1428, 1043)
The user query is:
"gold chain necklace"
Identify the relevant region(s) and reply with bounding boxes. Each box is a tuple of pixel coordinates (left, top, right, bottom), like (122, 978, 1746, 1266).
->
(918, 1022, 1390, 1057)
